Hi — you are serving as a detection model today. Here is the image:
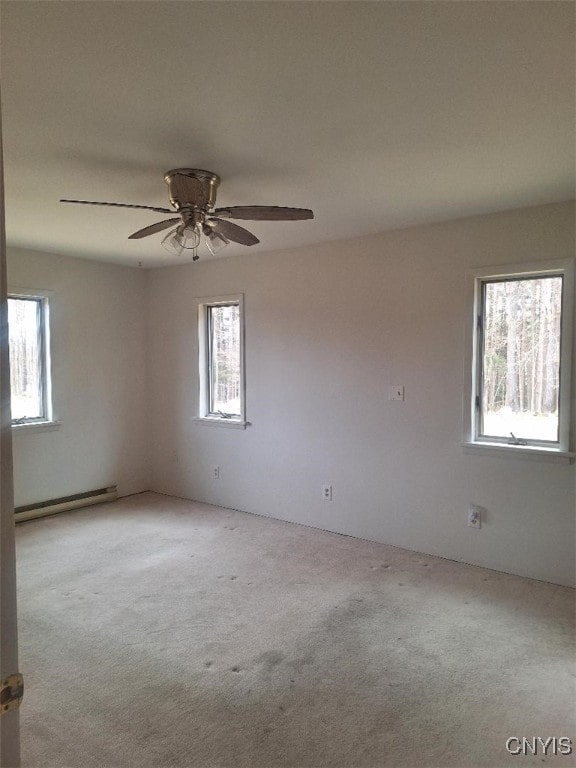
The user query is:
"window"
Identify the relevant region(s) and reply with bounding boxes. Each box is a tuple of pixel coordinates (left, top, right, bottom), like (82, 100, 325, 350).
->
(198, 295, 245, 426)
(8, 294, 52, 425)
(465, 260, 574, 457)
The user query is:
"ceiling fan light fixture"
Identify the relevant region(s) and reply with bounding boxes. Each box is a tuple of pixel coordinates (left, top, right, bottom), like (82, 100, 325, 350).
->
(161, 224, 201, 256)
(176, 224, 201, 250)
(204, 228, 230, 256)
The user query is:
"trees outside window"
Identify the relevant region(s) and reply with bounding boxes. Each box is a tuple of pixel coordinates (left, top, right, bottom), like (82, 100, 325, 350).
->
(480, 276, 562, 442)
(198, 295, 245, 424)
(208, 303, 241, 416)
(8, 295, 51, 424)
(465, 260, 573, 455)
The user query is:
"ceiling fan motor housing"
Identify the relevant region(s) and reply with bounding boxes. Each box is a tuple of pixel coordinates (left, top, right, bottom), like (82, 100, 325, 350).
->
(164, 169, 221, 211)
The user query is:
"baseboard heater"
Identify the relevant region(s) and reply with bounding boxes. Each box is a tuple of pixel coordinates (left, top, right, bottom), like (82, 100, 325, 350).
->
(14, 486, 118, 523)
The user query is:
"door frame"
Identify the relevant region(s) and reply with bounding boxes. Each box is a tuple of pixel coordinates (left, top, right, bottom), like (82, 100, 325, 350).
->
(0, 92, 21, 768)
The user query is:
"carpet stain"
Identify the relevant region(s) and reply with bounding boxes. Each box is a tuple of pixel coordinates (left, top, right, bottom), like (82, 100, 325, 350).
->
(286, 653, 316, 675)
(256, 650, 285, 671)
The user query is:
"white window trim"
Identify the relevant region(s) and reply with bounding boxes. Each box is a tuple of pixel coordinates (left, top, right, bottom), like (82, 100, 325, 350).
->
(11, 420, 61, 434)
(195, 293, 247, 429)
(8, 288, 58, 430)
(463, 259, 575, 463)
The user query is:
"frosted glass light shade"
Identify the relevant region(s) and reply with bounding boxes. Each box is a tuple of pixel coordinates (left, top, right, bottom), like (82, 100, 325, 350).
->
(161, 224, 201, 255)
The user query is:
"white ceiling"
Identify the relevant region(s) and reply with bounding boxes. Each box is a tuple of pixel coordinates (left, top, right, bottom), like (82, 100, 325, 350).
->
(2, 1, 574, 268)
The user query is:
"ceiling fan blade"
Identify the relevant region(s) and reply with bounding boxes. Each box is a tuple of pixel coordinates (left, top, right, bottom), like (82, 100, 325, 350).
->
(60, 199, 173, 214)
(214, 206, 314, 221)
(128, 218, 180, 240)
(209, 218, 259, 246)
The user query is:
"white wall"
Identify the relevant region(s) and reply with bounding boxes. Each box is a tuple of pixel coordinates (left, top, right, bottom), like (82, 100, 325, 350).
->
(8, 205, 574, 586)
(147, 201, 576, 587)
(8, 248, 149, 506)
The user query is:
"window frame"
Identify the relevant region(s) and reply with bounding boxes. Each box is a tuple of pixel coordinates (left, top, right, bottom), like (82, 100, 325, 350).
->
(196, 294, 246, 428)
(8, 290, 54, 428)
(463, 259, 574, 461)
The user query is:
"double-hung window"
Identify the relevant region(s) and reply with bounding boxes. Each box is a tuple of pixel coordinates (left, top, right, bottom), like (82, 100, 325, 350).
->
(8, 293, 52, 426)
(197, 295, 246, 426)
(465, 260, 574, 458)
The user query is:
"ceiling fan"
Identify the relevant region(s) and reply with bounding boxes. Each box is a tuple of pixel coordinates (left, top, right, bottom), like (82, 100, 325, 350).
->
(61, 169, 314, 260)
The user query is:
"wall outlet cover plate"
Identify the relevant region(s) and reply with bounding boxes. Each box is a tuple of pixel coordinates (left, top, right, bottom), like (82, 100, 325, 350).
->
(468, 504, 482, 528)
(388, 385, 405, 401)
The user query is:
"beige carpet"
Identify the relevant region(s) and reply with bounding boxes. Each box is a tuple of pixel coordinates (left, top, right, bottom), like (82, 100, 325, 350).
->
(15, 492, 575, 768)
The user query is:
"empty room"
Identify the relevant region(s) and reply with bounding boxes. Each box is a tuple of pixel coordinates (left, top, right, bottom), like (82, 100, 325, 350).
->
(0, 2, 574, 767)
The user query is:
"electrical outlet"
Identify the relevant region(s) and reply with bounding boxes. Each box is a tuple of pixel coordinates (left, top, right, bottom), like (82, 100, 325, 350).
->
(322, 485, 333, 501)
(388, 385, 405, 401)
(468, 505, 482, 529)
(213, 465, 220, 480)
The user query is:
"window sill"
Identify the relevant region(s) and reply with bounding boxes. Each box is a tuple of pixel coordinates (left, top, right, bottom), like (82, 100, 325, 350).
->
(11, 420, 61, 434)
(193, 417, 248, 430)
(462, 441, 575, 464)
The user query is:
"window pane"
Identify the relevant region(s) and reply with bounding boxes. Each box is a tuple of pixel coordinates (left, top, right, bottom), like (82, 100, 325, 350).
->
(481, 276, 562, 442)
(8, 298, 44, 420)
(209, 304, 241, 415)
